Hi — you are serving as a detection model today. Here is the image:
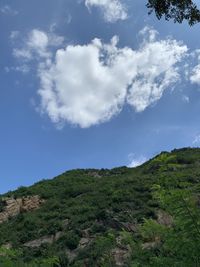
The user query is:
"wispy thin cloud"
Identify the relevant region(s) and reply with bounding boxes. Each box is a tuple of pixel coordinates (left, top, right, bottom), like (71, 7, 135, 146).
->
(85, 0, 127, 22)
(0, 5, 18, 15)
(128, 154, 147, 168)
(193, 134, 200, 145)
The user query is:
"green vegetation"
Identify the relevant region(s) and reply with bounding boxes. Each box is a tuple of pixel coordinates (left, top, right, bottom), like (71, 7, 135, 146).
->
(123, 184, 200, 266)
(0, 198, 6, 212)
(147, 0, 200, 25)
(1, 148, 200, 266)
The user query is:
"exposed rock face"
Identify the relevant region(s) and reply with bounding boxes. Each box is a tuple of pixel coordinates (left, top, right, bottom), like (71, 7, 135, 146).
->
(0, 198, 22, 223)
(109, 217, 138, 233)
(21, 196, 44, 212)
(111, 236, 131, 266)
(142, 240, 159, 250)
(78, 237, 92, 249)
(88, 171, 102, 178)
(142, 235, 161, 250)
(111, 247, 131, 266)
(24, 235, 54, 248)
(65, 249, 78, 263)
(23, 234, 93, 264)
(23, 231, 63, 248)
(0, 196, 44, 224)
(141, 210, 173, 251)
(157, 210, 173, 227)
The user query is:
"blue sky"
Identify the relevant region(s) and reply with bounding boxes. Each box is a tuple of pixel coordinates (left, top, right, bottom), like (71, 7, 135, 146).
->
(1, 0, 200, 193)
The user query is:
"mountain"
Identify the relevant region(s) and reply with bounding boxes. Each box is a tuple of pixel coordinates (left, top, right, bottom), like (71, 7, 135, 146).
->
(1, 147, 200, 266)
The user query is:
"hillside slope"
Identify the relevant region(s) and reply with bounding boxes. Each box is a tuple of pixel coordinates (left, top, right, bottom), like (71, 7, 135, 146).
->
(1, 147, 200, 266)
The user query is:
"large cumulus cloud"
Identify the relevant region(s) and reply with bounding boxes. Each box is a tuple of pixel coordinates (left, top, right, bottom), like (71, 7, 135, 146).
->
(13, 28, 188, 128)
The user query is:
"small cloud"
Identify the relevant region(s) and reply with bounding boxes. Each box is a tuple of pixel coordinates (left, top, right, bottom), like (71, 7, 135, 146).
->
(13, 48, 32, 60)
(182, 95, 190, 103)
(10, 30, 20, 40)
(50, 23, 57, 33)
(128, 154, 147, 168)
(15, 65, 30, 74)
(0, 5, 18, 15)
(4, 65, 30, 74)
(48, 33, 64, 47)
(193, 134, 200, 146)
(190, 64, 200, 85)
(13, 29, 64, 61)
(85, 0, 127, 22)
(4, 67, 10, 73)
(189, 50, 200, 86)
(66, 13, 72, 24)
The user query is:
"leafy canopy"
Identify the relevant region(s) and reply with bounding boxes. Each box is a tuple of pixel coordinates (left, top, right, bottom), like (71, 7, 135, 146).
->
(147, 0, 200, 25)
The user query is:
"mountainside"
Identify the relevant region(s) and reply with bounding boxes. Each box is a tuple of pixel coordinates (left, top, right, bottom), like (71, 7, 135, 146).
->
(1, 147, 200, 266)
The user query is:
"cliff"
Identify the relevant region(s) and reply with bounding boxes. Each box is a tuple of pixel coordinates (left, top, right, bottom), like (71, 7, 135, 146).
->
(0, 195, 44, 223)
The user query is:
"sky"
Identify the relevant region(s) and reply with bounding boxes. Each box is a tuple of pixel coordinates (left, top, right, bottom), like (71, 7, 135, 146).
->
(1, 0, 200, 193)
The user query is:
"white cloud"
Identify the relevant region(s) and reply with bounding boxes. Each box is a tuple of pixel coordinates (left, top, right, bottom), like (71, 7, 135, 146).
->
(13, 48, 33, 60)
(27, 30, 49, 56)
(10, 31, 20, 40)
(85, 0, 127, 22)
(13, 29, 64, 60)
(182, 95, 190, 103)
(38, 37, 128, 128)
(15, 65, 30, 74)
(128, 154, 147, 168)
(4, 65, 30, 74)
(127, 27, 187, 112)
(13, 27, 187, 128)
(0, 5, 18, 15)
(190, 64, 200, 85)
(66, 13, 72, 24)
(193, 134, 200, 145)
(189, 50, 200, 85)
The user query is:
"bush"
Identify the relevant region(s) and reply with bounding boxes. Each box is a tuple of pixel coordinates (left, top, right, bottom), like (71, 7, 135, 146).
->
(0, 199, 6, 212)
(58, 231, 80, 250)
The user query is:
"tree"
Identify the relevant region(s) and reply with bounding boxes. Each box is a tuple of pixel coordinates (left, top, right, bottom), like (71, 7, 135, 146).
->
(140, 185, 200, 266)
(121, 184, 200, 266)
(147, 0, 200, 25)
(0, 246, 60, 267)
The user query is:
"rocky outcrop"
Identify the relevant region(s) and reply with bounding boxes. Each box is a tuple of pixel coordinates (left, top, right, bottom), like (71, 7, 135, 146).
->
(65, 249, 78, 263)
(23, 231, 63, 248)
(111, 247, 131, 266)
(23, 219, 70, 249)
(24, 235, 54, 248)
(141, 210, 172, 251)
(108, 217, 138, 233)
(88, 171, 102, 178)
(0, 195, 44, 224)
(111, 237, 131, 266)
(24, 234, 93, 264)
(78, 237, 93, 249)
(157, 210, 173, 227)
(142, 235, 161, 250)
(21, 195, 45, 212)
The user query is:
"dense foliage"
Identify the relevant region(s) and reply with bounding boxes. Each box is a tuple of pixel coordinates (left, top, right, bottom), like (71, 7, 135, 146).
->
(1, 148, 200, 266)
(147, 0, 200, 25)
